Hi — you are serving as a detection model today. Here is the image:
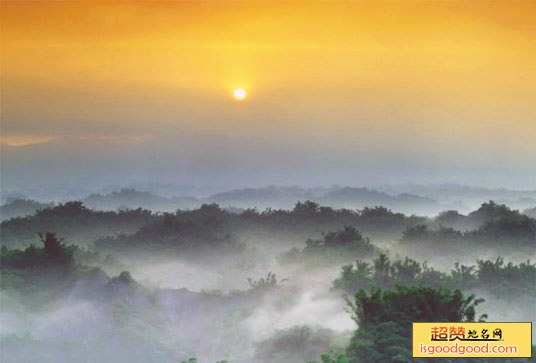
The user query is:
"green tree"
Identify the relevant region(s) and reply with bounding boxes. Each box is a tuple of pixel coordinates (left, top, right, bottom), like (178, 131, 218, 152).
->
(345, 286, 484, 363)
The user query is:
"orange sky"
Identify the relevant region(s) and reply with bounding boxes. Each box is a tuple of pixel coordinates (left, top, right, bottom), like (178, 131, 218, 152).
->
(1, 1, 535, 188)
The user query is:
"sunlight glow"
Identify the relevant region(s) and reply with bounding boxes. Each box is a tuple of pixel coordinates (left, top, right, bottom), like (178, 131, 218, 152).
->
(233, 88, 247, 100)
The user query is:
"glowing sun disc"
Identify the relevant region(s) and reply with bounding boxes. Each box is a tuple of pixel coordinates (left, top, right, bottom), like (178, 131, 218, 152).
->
(233, 88, 247, 100)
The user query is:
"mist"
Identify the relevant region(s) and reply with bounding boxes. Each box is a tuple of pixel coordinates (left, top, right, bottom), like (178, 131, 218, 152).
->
(1, 195, 535, 362)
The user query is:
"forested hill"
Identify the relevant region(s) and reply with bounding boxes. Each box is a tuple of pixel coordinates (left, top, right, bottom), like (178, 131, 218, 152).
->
(0, 201, 425, 248)
(2, 200, 534, 253)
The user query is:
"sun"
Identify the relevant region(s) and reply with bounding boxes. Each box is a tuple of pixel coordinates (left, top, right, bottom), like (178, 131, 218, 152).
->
(233, 88, 247, 100)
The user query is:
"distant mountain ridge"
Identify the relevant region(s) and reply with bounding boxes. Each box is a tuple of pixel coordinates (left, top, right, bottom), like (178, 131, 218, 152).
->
(77, 186, 444, 215)
(3, 185, 535, 220)
(83, 188, 199, 212)
(378, 183, 536, 211)
(0, 198, 54, 221)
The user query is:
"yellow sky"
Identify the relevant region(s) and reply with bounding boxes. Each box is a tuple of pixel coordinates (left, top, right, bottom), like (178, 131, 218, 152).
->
(1, 1, 535, 186)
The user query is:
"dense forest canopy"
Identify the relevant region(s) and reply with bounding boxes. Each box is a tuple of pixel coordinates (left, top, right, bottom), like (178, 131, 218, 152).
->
(1, 198, 534, 362)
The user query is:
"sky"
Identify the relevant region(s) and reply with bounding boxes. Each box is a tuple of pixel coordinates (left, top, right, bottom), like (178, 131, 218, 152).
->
(1, 1, 535, 191)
